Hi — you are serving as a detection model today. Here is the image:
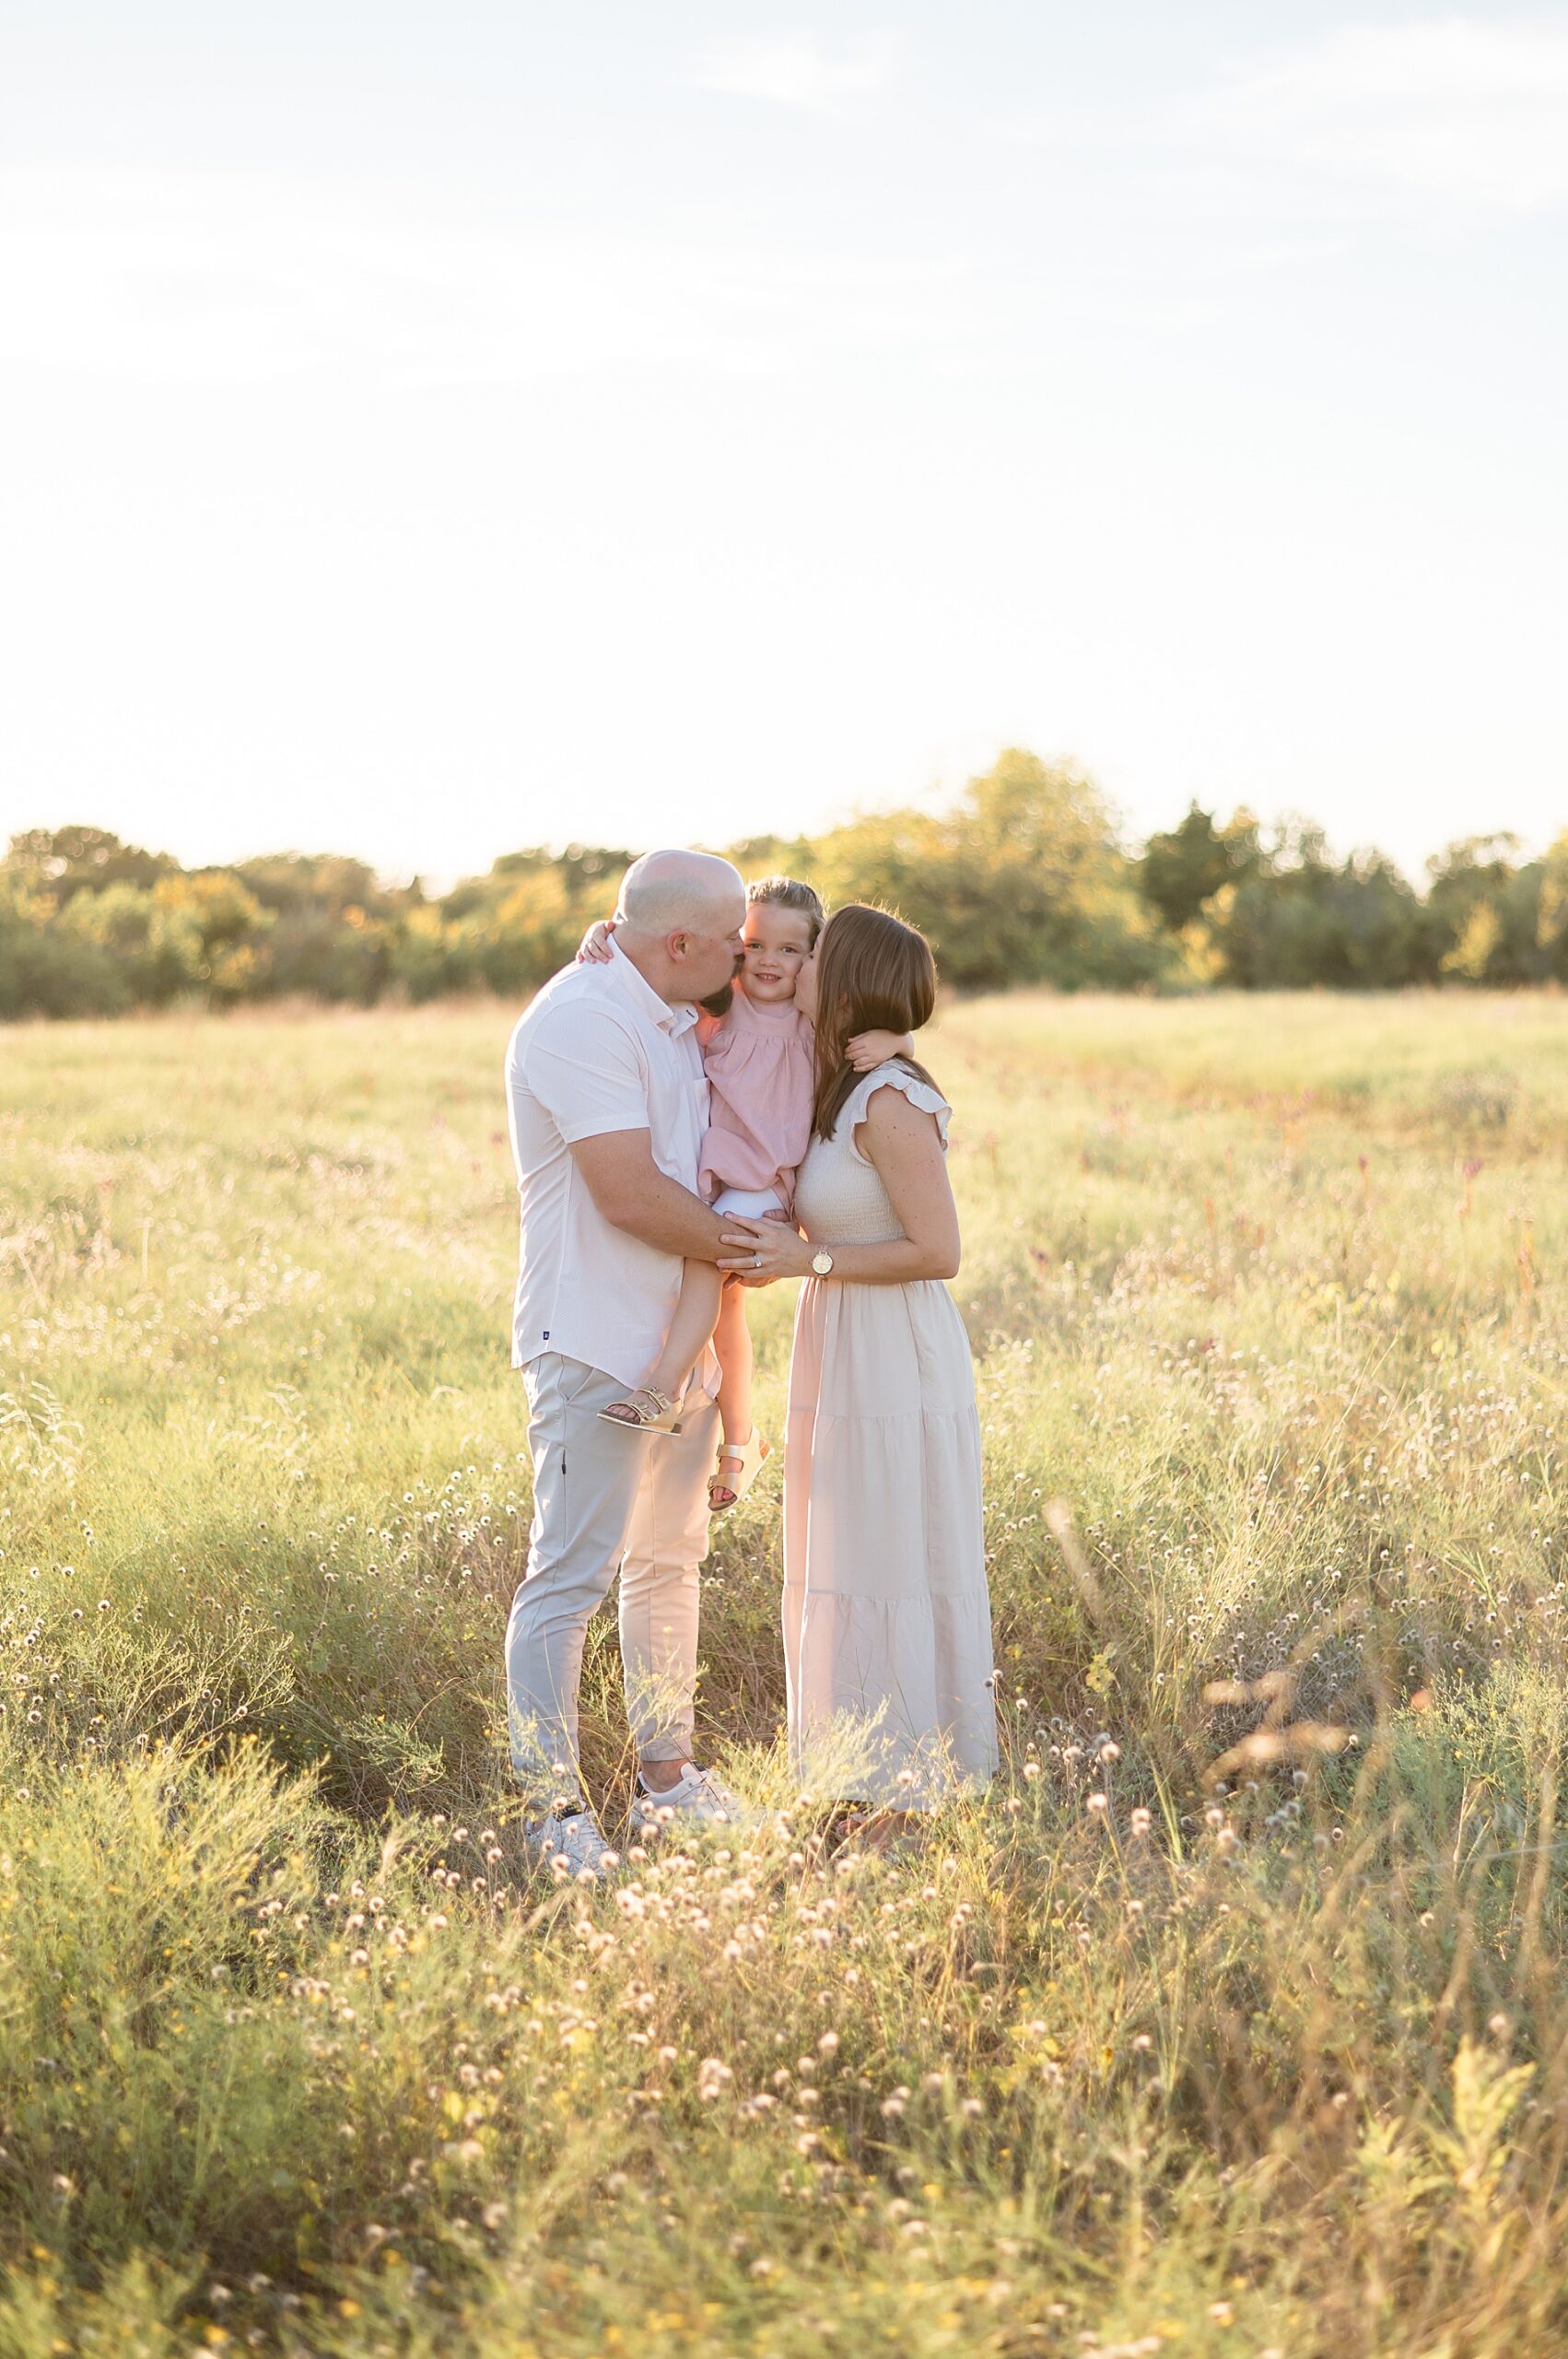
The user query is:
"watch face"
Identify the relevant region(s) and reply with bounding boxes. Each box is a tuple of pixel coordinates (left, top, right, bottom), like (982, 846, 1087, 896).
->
(812, 1250, 833, 1274)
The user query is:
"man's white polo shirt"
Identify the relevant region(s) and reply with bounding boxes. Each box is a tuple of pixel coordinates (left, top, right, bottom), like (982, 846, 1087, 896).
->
(505, 938, 711, 1391)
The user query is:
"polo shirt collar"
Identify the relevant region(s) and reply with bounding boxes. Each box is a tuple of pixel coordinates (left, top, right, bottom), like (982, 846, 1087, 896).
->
(606, 934, 700, 1037)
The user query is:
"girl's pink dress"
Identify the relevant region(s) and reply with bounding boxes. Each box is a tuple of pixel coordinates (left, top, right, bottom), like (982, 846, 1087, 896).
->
(697, 990, 814, 1213)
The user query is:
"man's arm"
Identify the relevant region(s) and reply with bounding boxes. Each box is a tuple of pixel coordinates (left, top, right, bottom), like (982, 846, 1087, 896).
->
(570, 1129, 730, 1262)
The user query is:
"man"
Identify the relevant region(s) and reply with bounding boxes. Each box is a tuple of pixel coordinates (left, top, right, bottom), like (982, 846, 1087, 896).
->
(503, 847, 750, 1880)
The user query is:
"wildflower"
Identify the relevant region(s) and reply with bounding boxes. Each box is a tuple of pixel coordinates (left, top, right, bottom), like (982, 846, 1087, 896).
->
(1087, 1791, 1108, 1816)
(696, 2059, 732, 2101)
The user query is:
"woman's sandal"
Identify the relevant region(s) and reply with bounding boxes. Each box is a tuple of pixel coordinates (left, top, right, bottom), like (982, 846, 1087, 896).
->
(708, 1427, 772, 1512)
(598, 1386, 684, 1435)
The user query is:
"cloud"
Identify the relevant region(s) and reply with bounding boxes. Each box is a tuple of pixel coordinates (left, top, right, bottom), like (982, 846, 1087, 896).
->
(0, 167, 972, 389)
(688, 32, 894, 110)
(1199, 19, 1568, 209)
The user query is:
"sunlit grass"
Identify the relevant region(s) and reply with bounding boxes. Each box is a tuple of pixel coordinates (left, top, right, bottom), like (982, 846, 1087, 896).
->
(3, 992, 1567, 2353)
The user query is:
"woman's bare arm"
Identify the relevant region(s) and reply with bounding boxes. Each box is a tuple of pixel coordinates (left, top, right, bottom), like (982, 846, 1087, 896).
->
(858, 1088, 960, 1278)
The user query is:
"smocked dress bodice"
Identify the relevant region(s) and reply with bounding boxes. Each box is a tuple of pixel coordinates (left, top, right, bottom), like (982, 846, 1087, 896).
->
(793, 1063, 952, 1249)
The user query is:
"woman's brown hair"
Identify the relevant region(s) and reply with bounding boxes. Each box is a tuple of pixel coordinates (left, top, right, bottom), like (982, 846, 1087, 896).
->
(811, 903, 941, 1142)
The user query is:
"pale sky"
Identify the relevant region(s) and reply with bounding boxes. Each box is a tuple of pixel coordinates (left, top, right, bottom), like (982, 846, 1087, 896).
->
(3, 3, 1565, 885)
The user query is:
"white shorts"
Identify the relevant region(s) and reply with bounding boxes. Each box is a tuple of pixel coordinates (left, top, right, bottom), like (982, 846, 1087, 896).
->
(711, 1184, 787, 1220)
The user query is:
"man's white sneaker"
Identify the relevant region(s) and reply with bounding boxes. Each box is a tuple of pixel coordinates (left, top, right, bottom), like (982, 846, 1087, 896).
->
(526, 1807, 619, 1884)
(629, 1764, 754, 1835)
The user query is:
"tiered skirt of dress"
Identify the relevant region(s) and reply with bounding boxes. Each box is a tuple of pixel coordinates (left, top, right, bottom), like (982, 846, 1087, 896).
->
(783, 1066, 999, 1809)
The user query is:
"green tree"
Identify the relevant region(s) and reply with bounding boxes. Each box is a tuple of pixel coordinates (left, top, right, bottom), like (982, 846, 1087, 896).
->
(810, 749, 1171, 992)
(1208, 825, 1426, 988)
(0, 877, 128, 1015)
(1138, 804, 1258, 933)
(1422, 837, 1540, 984)
(151, 873, 274, 999)
(5, 826, 176, 901)
(59, 882, 204, 1004)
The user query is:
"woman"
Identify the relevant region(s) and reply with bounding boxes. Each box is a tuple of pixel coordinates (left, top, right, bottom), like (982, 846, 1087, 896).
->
(720, 904, 998, 1843)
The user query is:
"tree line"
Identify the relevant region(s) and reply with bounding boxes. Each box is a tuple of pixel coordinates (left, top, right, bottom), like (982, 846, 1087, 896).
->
(4, 750, 1566, 1018)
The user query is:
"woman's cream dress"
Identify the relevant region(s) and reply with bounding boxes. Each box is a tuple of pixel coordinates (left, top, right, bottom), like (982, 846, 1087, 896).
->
(783, 1065, 999, 1808)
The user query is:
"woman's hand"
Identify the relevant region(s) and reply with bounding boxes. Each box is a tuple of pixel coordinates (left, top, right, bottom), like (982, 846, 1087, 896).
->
(576, 918, 616, 965)
(847, 1027, 914, 1073)
(718, 1216, 815, 1281)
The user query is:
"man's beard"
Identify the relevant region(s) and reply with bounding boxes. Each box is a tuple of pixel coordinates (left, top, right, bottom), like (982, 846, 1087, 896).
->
(699, 953, 745, 1019)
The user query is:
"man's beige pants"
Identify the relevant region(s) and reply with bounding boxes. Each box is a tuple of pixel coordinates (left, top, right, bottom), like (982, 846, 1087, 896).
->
(506, 1353, 719, 1808)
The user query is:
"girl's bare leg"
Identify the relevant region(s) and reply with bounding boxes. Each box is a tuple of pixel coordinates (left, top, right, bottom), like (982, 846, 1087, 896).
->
(645, 1258, 723, 1399)
(602, 1258, 725, 1426)
(708, 1279, 767, 1509)
(713, 1276, 754, 1451)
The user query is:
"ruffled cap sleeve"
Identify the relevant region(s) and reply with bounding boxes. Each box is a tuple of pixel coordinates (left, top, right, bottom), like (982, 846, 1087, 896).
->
(841, 1062, 951, 1164)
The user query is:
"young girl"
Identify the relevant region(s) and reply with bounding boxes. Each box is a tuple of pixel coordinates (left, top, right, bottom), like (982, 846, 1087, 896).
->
(582, 876, 907, 1511)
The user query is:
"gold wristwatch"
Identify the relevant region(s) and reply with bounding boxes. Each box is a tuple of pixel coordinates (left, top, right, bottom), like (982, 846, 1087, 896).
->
(811, 1249, 835, 1276)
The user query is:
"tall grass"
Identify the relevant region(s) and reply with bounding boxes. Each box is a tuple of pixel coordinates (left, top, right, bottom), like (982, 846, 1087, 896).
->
(3, 992, 1566, 2353)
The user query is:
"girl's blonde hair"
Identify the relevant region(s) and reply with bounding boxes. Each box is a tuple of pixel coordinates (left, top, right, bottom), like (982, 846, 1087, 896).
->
(747, 874, 825, 945)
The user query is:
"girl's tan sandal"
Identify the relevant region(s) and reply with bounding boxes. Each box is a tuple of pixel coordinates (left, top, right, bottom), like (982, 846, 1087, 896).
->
(598, 1386, 684, 1434)
(708, 1427, 772, 1512)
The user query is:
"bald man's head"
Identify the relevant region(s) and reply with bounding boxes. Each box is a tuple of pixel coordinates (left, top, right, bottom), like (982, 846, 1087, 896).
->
(619, 850, 746, 940)
(614, 849, 747, 1005)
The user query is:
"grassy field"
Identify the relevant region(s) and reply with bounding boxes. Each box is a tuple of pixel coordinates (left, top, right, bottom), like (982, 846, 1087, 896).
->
(4, 989, 1568, 2356)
